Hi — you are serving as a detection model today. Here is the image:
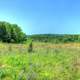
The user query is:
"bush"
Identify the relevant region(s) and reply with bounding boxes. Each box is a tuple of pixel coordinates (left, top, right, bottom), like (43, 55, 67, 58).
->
(27, 39, 33, 53)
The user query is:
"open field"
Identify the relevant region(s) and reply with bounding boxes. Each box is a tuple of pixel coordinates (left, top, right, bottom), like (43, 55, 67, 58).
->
(0, 42, 80, 80)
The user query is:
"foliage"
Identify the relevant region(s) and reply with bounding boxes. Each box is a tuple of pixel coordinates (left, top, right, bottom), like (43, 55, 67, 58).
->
(28, 34, 80, 43)
(0, 21, 27, 43)
(27, 39, 33, 53)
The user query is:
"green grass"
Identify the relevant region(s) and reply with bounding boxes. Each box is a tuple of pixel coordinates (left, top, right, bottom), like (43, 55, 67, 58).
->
(0, 42, 80, 80)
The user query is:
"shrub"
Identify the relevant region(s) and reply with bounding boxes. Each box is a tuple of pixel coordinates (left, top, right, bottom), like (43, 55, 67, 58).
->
(27, 39, 33, 53)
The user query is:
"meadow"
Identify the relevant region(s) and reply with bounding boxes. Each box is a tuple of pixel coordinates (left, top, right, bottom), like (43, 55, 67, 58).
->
(0, 42, 80, 80)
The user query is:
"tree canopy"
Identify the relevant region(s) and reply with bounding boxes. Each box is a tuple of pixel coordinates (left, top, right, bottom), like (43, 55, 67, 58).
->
(0, 21, 27, 43)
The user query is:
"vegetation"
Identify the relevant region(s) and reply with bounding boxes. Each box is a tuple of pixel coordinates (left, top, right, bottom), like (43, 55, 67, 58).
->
(0, 21, 27, 43)
(29, 34, 80, 43)
(27, 39, 33, 53)
(0, 42, 79, 80)
(0, 21, 80, 80)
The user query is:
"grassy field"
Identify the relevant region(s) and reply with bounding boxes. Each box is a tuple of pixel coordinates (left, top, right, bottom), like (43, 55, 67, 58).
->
(0, 42, 80, 80)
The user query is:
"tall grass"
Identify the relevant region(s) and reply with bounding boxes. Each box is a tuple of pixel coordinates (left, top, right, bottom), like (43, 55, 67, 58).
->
(0, 42, 80, 79)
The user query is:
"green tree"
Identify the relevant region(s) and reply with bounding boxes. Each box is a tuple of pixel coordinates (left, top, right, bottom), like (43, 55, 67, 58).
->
(0, 21, 27, 43)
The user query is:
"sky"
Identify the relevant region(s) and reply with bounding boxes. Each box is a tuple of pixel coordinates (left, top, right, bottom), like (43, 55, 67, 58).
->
(0, 0, 80, 34)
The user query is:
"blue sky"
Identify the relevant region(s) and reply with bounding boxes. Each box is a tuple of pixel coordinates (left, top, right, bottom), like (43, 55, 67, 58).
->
(0, 0, 80, 34)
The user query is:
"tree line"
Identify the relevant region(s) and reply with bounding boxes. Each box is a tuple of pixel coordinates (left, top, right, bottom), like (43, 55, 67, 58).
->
(29, 34, 80, 43)
(0, 21, 27, 43)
